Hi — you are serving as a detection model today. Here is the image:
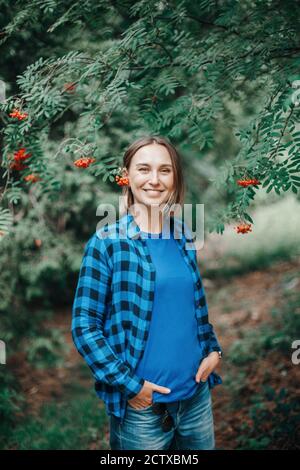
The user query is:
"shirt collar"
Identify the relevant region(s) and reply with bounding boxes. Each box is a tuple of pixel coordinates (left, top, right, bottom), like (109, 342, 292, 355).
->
(120, 210, 185, 246)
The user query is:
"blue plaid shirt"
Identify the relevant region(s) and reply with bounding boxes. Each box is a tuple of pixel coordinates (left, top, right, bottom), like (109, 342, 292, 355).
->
(71, 212, 222, 423)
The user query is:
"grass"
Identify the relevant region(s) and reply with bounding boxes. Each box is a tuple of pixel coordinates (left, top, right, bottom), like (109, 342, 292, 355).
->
(3, 382, 109, 450)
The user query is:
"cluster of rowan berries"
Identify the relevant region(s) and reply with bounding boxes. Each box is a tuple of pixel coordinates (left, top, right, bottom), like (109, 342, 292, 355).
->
(237, 178, 260, 187)
(9, 108, 28, 120)
(10, 161, 28, 171)
(74, 157, 96, 168)
(235, 223, 252, 234)
(234, 176, 261, 233)
(9, 148, 41, 182)
(13, 148, 31, 162)
(115, 175, 129, 186)
(10, 148, 31, 171)
(24, 174, 42, 183)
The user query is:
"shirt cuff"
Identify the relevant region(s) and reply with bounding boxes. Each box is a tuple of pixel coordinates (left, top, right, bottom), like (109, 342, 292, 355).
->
(207, 345, 223, 357)
(122, 374, 145, 399)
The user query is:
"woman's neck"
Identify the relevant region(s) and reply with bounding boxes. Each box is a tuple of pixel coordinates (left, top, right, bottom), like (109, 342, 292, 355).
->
(131, 205, 167, 233)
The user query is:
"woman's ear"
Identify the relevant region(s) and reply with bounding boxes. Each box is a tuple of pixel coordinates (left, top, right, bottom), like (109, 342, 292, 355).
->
(121, 166, 128, 178)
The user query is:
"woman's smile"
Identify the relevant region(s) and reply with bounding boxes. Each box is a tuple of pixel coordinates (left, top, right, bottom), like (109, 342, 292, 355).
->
(143, 189, 165, 195)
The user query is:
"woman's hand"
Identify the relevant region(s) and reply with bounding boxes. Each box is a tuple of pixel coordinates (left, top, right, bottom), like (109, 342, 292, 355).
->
(195, 351, 220, 383)
(127, 379, 171, 410)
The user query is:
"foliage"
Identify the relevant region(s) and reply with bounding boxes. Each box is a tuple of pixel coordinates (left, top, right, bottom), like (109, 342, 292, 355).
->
(25, 328, 70, 369)
(1, 379, 108, 450)
(0, 165, 116, 348)
(236, 388, 300, 450)
(0, 368, 26, 449)
(0, 0, 300, 235)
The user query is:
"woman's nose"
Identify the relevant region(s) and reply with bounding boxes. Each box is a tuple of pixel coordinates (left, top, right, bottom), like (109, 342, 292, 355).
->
(149, 171, 159, 184)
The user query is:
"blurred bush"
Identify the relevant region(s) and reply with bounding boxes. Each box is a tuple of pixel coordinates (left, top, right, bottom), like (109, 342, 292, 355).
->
(25, 328, 70, 369)
(228, 288, 300, 366)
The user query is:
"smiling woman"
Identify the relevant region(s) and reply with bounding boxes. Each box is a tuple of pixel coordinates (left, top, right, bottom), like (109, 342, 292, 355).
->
(71, 135, 222, 451)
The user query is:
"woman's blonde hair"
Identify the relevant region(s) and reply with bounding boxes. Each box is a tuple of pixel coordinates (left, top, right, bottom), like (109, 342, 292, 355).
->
(120, 135, 185, 217)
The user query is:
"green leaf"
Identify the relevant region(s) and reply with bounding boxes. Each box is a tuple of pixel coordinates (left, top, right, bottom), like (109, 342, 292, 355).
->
(244, 213, 254, 223)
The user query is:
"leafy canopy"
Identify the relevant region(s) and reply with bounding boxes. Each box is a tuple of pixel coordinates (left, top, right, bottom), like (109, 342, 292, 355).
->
(1, 0, 300, 234)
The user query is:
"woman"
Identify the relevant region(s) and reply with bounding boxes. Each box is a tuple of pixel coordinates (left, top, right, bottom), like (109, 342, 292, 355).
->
(71, 135, 223, 450)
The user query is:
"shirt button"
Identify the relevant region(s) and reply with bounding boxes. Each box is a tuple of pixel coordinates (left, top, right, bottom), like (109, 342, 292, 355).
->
(196, 280, 201, 288)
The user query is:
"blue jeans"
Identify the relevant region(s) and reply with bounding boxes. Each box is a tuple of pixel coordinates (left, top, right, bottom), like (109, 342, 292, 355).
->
(109, 381, 215, 450)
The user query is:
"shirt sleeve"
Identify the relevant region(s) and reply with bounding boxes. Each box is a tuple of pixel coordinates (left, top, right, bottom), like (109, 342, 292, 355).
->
(71, 234, 145, 399)
(197, 268, 223, 357)
(206, 325, 223, 356)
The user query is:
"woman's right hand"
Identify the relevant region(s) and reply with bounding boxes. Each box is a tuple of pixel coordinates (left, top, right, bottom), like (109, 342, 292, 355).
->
(127, 380, 171, 410)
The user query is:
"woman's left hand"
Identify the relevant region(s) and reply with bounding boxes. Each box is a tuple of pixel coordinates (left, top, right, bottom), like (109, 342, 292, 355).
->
(195, 351, 220, 383)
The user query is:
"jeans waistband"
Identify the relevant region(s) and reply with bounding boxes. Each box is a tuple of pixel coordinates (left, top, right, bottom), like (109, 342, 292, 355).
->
(156, 382, 206, 413)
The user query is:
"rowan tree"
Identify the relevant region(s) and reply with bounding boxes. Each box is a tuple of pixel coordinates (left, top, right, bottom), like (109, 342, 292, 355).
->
(1, 0, 300, 235)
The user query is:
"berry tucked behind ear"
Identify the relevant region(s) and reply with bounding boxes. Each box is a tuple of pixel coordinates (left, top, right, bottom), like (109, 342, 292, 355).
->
(115, 175, 129, 186)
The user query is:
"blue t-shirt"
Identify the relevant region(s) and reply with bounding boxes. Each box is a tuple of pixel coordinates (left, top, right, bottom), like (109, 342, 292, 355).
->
(135, 228, 205, 403)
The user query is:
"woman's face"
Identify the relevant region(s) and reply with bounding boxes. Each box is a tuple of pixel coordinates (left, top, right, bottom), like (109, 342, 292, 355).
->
(125, 143, 175, 209)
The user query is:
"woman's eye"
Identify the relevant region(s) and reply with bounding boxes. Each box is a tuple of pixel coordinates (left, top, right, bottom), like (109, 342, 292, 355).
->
(138, 168, 171, 173)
